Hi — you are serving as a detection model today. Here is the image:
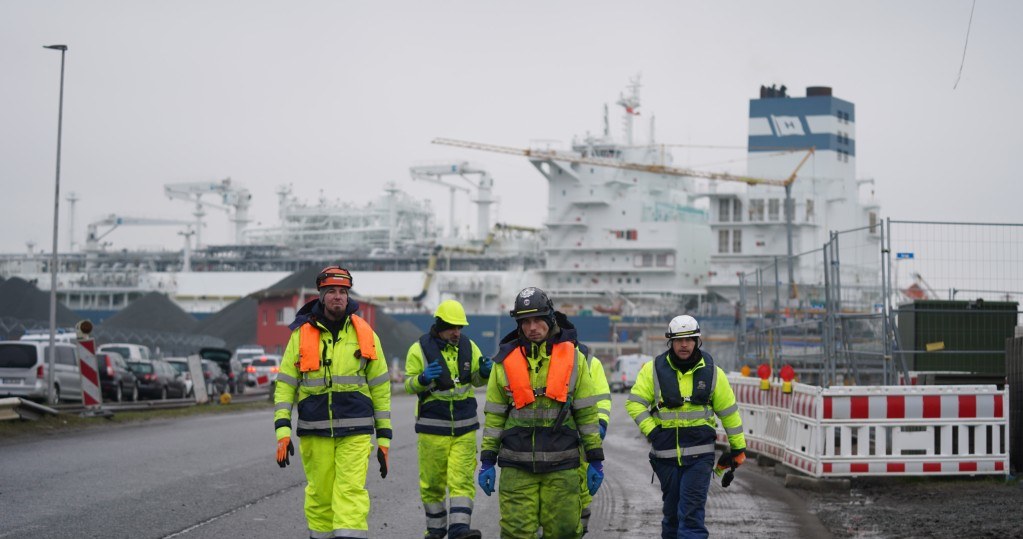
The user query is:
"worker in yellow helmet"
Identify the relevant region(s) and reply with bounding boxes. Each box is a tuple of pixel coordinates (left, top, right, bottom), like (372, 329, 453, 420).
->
(404, 299, 491, 539)
(273, 266, 392, 539)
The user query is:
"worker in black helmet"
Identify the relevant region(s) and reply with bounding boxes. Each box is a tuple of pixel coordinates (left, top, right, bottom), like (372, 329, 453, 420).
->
(479, 287, 606, 538)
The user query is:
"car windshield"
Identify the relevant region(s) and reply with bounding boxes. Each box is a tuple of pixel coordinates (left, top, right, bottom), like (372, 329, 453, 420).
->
(0, 343, 37, 368)
(167, 362, 189, 374)
(102, 346, 132, 358)
(127, 362, 153, 374)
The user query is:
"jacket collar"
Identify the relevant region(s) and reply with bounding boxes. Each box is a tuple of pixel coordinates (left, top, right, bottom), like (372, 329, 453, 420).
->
(288, 297, 360, 331)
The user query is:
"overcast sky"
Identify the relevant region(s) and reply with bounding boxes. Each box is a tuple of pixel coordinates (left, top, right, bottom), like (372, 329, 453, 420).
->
(1, 1, 1019, 255)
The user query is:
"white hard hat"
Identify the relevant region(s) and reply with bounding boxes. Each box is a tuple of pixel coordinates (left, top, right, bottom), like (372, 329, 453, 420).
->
(665, 315, 701, 340)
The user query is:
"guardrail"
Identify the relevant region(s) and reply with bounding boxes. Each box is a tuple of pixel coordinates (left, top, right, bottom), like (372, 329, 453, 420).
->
(718, 374, 1010, 477)
(0, 397, 59, 421)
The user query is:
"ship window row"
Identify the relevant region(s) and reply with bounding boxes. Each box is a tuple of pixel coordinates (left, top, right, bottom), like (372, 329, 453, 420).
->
(837, 149, 850, 163)
(836, 110, 851, 123)
(718, 199, 742, 222)
(726, 198, 815, 222)
(837, 131, 851, 145)
(610, 229, 638, 240)
(718, 229, 743, 253)
(557, 276, 642, 285)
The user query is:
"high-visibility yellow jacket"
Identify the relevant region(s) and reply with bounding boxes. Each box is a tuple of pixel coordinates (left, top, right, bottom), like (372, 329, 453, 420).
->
(626, 349, 744, 463)
(404, 332, 487, 436)
(481, 326, 604, 473)
(274, 299, 392, 447)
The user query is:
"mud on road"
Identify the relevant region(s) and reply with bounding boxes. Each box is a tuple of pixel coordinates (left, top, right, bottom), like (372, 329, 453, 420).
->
(804, 474, 1023, 539)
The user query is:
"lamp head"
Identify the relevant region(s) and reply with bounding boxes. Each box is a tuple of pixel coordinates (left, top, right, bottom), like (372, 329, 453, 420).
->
(43, 44, 68, 51)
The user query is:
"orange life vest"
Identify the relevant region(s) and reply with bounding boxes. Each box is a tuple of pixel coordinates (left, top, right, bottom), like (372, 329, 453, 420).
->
(503, 341, 575, 409)
(298, 314, 377, 372)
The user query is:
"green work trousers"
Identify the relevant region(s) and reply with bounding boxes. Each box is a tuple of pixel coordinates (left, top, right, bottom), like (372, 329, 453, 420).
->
(499, 466, 581, 539)
(299, 434, 372, 539)
(418, 431, 478, 537)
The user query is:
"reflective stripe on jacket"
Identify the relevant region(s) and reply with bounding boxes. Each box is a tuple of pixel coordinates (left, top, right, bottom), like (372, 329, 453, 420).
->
(274, 314, 391, 444)
(482, 338, 604, 474)
(403, 334, 487, 436)
(625, 351, 745, 464)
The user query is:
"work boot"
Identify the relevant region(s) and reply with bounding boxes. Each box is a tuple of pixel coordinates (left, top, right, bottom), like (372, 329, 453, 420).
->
(424, 532, 446, 539)
(449, 530, 482, 539)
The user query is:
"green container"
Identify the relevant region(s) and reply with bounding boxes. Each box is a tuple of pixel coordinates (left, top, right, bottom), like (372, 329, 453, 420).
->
(896, 300, 1018, 375)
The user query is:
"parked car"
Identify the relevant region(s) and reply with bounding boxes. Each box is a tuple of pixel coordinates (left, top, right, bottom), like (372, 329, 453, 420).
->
(97, 343, 152, 361)
(244, 355, 280, 390)
(234, 344, 265, 364)
(200, 347, 243, 395)
(201, 359, 229, 396)
(127, 358, 187, 400)
(0, 340, 86, 404)
(95, 351, 139, 402)
(608, 354, 650, 393)
(163, 357, 195, 398)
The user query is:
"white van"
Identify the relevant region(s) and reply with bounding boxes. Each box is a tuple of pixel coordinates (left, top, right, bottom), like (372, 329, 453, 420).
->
(0, 340, 86, 403)
(97, 343, 152, 361)
(609, 354, 651, 393)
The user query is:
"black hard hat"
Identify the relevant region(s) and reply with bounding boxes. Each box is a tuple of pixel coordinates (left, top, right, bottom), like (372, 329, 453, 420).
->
(509, 287, 554, 321)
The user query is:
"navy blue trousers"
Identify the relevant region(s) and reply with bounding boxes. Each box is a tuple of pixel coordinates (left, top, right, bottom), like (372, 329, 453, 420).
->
(651, 453, 714, 539)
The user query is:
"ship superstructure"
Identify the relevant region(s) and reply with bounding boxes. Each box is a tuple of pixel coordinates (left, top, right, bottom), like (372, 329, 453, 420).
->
(0, 80, 879, 328)
(705, 85, 880, 302)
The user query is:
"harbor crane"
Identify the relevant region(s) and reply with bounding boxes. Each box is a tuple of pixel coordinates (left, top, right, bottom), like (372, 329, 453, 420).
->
(432, 137, 814, 298)
(84, 214, 192, 253)
(164, 177, 252, 248)
(409, 162, 496, 241)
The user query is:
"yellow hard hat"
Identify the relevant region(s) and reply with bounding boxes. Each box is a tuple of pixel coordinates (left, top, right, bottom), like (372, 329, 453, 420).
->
(434, 299, 469, 327)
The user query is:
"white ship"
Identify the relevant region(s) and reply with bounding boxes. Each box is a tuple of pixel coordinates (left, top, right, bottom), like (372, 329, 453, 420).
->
(0, 79, 879, 329)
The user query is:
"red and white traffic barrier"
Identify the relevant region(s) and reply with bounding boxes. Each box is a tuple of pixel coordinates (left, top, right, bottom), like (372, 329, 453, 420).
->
(75, 320, 103, 408)
(718, 373, 1010, 478)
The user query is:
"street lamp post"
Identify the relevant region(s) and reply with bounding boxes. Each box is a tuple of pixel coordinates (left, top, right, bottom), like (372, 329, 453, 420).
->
(44, 44, 68, 405)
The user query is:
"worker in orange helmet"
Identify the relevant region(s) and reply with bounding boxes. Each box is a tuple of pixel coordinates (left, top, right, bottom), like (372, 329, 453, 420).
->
(273, 266, 392, 539)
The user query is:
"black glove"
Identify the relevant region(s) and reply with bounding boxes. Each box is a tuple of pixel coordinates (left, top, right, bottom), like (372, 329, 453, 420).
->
(717, 448, 746, 468)
(377, 446, 389, 478)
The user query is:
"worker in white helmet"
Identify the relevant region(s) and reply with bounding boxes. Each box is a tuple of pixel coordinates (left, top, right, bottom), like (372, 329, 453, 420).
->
(625, 315, 746, 539)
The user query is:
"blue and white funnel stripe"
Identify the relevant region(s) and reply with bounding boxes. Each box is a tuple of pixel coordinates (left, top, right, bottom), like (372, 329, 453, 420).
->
(748, 95, 855, 155)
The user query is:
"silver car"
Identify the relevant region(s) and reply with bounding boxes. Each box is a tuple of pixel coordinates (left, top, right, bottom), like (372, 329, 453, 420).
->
(0, 340, 86, 404)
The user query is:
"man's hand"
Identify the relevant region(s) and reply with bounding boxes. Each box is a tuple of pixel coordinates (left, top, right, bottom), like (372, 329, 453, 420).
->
(419, 362, 443, 385)
(586, 461, 604, 496)
(276, 438, 294, 468)
(479, 356, 493, 378)
(377, 446, 389, 478)
(478, 461, 496, 496)
(717, 448, 746, 469)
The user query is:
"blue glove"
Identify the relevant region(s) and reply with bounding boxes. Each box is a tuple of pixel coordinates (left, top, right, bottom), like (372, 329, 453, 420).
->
(599, 421, 607, 440)
(419, 361, 443, 385)
(586, 461, 604, 496)
(478, 461, 496, 496)
(479, 356, 493, 378)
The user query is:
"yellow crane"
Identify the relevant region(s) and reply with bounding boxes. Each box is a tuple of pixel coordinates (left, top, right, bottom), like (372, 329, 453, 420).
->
(432, 137, 814, 298)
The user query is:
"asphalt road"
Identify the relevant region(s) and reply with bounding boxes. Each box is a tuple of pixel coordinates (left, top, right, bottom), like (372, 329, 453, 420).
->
(0, 390, 831, 538)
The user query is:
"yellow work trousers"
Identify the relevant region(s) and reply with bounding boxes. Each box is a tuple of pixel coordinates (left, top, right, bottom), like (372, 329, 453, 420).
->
(499, 466, 581, 539)
(418, 431, 478, 536)
(300, 434, 372, 539)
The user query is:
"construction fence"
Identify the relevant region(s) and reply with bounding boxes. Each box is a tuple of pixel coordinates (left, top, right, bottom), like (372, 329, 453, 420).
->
(736, 219, 1023, 387)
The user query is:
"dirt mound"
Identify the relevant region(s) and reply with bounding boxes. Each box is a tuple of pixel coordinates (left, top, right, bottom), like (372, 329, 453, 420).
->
(100, 291, 197, 332)
(371, 309, 423, 367)
(0, 276, 80, 325)
(194, 296, 257, 352)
